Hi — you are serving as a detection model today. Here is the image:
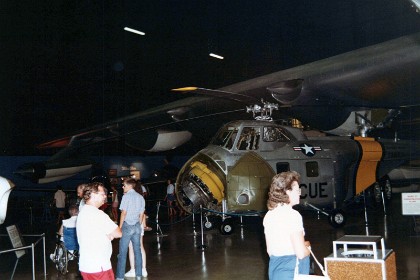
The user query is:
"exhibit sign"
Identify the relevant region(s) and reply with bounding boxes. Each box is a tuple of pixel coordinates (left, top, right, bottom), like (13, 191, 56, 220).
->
(402, 192, 420, 215)
(6, 225, 26, 258)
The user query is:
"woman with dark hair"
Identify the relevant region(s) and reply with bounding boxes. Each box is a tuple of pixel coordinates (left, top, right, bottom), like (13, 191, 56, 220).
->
(263, 171, 311, 280)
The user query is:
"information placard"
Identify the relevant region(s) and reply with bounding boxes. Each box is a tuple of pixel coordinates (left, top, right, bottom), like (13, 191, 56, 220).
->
(6, 225, 26, 258)
(402, 193, 420, 215)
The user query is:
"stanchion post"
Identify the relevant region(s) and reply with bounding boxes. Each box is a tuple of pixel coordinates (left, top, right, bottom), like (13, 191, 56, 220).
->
(363, 190, 369, 236)
(31, 243, 35, 280)
(155, 201, 160, 235)
(42, 234, 46, 279)
(197, 205, 207, 250)
(192, 208, 198, 235)
(155, 201, 167, 237)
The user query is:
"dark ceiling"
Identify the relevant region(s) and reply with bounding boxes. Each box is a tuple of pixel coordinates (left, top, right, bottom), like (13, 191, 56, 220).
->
(1, 0, 419, 155)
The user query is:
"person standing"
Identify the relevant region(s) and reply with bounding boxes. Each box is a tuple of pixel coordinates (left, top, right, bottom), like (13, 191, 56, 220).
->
(111, 185, 119, 223)
(76, 183, 87, 211)
(164, 179, 177, 217)
(137, 181, 151, 231)
(140, 181, 148, 199)
(263, 171, 311, 280)
(54, 185, 66, 225)
(76, 182, 122, 279)
(116, 178, 145, 280)
(124, 180, 149, 278)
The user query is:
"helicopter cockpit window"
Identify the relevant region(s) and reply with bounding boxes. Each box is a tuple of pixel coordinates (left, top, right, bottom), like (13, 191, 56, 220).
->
(263, 126, 290, 142)
(211, 126, 239, 150)
(236, 127, 260, 150)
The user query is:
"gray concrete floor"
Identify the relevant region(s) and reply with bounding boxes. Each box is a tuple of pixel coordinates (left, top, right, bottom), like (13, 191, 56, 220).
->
(1, 193, 419, 279)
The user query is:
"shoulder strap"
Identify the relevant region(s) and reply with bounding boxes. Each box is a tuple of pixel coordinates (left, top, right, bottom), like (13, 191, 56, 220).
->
(308, 248, 329, 277)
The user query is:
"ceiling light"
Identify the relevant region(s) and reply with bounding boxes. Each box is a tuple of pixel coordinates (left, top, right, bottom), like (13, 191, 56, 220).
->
(124, 27, 145, 36)
(209, 53, 224, 60)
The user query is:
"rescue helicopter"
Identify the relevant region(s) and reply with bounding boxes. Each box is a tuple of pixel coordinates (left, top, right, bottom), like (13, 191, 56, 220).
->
(174, 102, 420, 234)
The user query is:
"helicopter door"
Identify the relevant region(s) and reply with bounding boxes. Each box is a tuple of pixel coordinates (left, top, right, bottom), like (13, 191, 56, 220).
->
(226, 152, 275, 212)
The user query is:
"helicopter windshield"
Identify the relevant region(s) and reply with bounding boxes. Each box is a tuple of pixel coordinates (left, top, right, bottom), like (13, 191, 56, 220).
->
(263, 126, 291, 142)
(236, 127, 260, 150)
(211, 125, 239, 150)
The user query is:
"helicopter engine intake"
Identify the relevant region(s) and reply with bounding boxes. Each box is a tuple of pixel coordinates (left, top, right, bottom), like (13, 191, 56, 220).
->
(176, 154, 226, 213)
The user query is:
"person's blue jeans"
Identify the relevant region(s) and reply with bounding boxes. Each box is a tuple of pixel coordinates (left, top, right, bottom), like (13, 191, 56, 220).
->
(268, 254, 309, 280)
(116, 222, 142, 279)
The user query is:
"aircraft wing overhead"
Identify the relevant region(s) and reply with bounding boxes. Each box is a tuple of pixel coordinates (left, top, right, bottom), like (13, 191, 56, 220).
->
(38, 33, 420, 156)
(222, 33, 420, 130)
(172, 33, 420, 135)
(18, 32, 420, 184)
(37, 95, 252, 156)
(223, 32, 420, 106)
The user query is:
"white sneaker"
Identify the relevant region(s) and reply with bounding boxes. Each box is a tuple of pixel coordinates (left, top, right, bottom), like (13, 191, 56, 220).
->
(49, 254, 55, 262)
(68, 250, 74, 260)
(125, 269, 135, 277)
(142, 268, 148, 277)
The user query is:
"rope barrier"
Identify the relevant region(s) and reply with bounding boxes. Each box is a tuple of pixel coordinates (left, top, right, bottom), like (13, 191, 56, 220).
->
(147, 201, 266, 229)
(148, 214, 192, 226)
(201, 207, 267, 217)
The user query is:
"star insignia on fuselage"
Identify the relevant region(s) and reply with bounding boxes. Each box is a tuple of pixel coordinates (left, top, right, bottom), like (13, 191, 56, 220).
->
(293, 143, 322, 157)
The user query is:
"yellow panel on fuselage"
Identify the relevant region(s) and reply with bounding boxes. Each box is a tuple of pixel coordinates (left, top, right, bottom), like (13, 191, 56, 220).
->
(354, 137, 383, 195)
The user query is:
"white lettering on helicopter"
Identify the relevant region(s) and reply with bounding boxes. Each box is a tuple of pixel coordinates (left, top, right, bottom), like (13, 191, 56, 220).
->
(299, 182, 328, 198)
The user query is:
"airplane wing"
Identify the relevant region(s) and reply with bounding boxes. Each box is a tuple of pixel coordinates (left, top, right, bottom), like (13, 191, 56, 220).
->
(37, 96, 254, 154)
(17, 33, 420, 183)
(41, 32, 420, 150)
(213, 32, 420, 137)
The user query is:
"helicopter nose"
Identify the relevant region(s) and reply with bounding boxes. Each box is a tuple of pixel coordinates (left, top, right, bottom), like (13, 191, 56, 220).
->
(176, 154, 225, 213)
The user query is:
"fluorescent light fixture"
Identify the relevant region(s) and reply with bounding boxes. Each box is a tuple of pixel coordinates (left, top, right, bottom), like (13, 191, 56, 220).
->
(124, 27, 145, 36)
(209, 53, 224, 60)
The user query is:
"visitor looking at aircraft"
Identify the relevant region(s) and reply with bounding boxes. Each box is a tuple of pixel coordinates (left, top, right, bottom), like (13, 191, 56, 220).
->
(263, 171, 311, 279)
(165, 179, 177, 217)
(124, 179, 149, 278)
(115, 178, 145, 280)
(53, 185, 66, 225)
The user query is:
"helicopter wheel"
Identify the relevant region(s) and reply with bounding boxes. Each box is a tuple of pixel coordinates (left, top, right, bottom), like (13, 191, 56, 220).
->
(55, 243, 68, 275)
(203, 219, 213, 230)
(328, 209, 346, 228)
(220, 220, 234, 235)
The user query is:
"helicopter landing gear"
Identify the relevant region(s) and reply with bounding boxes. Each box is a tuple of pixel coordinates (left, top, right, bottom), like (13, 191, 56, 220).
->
(304, 202, 346, 228)
(204, 220, 213, 230)
(328, 209, 346, 228)
(202, 216, 234, 235)
(202, 216, 214, 230)
(220, 219, 234, 235)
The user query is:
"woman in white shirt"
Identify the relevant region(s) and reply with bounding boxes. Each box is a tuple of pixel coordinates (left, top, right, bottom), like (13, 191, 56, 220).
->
(263, 171, 311, 280)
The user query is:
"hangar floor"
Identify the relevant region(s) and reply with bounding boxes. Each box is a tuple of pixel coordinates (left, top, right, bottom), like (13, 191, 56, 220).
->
(0, 192, 419, 280)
